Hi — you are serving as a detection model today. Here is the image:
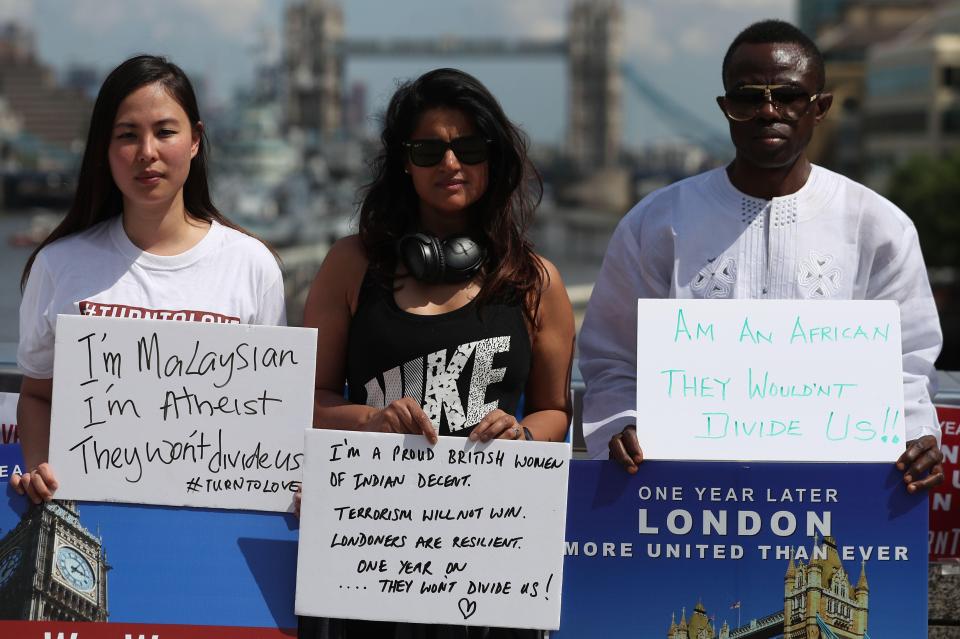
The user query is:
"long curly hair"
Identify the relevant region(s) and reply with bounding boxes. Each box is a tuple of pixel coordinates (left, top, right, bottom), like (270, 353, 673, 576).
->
(358, 67, 546, 327)
(22, 55, 264, 289)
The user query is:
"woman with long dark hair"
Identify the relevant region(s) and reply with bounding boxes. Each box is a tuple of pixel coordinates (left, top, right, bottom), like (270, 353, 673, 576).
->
(301, 68, 574, 638)
(12, 55, 285, 503)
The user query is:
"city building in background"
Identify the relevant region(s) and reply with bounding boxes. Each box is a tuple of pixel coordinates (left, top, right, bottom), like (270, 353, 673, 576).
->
(0, 22, 90, 165)
(863, 4, 960, 190)
(283, 0, 344, 142)
(567, 0, 623, 169)
(798, 0, 944, 180)
(798, 0, 852, 36)
(0, 0, 954, 357)
(61, 65, 100, 101)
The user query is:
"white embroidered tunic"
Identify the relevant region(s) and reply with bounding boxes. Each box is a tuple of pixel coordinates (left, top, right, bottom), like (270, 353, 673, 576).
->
(580, 164, 943, 458)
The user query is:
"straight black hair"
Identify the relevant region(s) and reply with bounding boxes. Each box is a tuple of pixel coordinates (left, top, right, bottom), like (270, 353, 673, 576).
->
(22, 54, 264, 289)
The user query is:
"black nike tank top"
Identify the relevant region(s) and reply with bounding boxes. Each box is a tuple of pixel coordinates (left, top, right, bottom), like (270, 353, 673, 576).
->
(346, 272, 532, 437)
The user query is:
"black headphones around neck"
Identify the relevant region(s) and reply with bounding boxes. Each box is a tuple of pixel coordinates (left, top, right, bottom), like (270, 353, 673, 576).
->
(397, 233, 486, 284)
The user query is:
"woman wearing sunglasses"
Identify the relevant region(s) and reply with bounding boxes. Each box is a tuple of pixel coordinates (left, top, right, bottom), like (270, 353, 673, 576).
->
(300, 67, 574, 638)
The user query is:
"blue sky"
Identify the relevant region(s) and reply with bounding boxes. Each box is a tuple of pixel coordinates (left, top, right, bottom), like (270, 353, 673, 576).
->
(0, 0, 792, 148)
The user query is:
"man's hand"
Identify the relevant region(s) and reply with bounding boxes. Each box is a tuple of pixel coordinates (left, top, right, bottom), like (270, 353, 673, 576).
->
(609, 425, 643, 474)
(896, 435, 944, 493)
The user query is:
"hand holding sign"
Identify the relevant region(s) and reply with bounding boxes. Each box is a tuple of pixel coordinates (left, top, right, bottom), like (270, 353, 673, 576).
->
(10, 463, 59, 504)
(634, 300, 906, 463)
(48, 316, 317, 512)
(363, 398, 438, 444)
(896, 435, 944, 492)
(296, 430, 570, 629)
(608, 424, 643, 473)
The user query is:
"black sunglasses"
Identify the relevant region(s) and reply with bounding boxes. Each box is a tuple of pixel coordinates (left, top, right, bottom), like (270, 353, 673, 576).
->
(720, 84, 821, 122)
(403, 136, 491, 167)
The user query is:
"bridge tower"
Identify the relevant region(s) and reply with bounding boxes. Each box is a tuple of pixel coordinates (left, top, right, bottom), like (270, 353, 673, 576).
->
(854, 560, 869, 636)
(284, 0, 344, 139)
(784, 537, 867, 639)
(784, 552, 796, 630)
(567, 0, 623, 168)
(804, 553, 823, 639)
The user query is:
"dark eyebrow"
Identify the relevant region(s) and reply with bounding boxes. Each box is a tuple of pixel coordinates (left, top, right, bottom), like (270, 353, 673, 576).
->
(113, 118, 181, 130)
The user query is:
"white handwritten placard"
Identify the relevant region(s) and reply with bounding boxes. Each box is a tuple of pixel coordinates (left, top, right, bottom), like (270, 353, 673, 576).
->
(49, 315, 317, 512)
(636, 299, 904, 462)
(295, 430, 570, 629)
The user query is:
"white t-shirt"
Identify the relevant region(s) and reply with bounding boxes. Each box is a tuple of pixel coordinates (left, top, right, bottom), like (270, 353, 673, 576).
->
(18, 216, 286, 378)
(580, 164, 943, 457)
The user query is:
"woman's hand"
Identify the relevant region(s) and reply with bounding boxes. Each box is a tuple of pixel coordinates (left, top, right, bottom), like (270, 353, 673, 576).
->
(11, 462, 59, 504)
(15, 376, 55, 503)
(469, 409, 524, 443)
(364, 398, 438, 445)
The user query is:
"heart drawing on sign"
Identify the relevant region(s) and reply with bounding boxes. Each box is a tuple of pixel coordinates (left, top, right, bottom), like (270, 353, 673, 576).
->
(458, 597, 477, 620)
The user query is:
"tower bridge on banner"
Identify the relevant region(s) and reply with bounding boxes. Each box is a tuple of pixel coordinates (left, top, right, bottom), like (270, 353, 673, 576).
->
(729, 611, 783, 638)
(667, 537, 870, 639)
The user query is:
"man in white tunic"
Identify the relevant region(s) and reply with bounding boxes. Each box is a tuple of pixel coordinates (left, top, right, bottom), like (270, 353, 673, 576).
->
(580, 19, 944, 491)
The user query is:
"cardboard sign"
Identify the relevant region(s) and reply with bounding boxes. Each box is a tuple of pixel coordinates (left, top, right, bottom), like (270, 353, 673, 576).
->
(555, 460, 928, 638)
(295, 430, 571, 629)
(636, 300, 904, 462)
(48, 316, 317, 512)
(930, 404, 960, 561)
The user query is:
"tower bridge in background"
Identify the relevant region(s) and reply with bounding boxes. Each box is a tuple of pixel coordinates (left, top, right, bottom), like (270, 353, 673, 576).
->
(284, 0, 727, 167)
(338, 11, 621, 169)
(342, 38, 566, 57)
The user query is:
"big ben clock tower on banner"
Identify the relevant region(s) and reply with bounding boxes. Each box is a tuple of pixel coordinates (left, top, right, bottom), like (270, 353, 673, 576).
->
(0, 500, 109, 620)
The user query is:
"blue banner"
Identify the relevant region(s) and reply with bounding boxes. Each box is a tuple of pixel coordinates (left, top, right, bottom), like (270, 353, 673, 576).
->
(0, 442, 297, 634)
(0, 440, 928, 637)
(557, 460, 928, 638)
